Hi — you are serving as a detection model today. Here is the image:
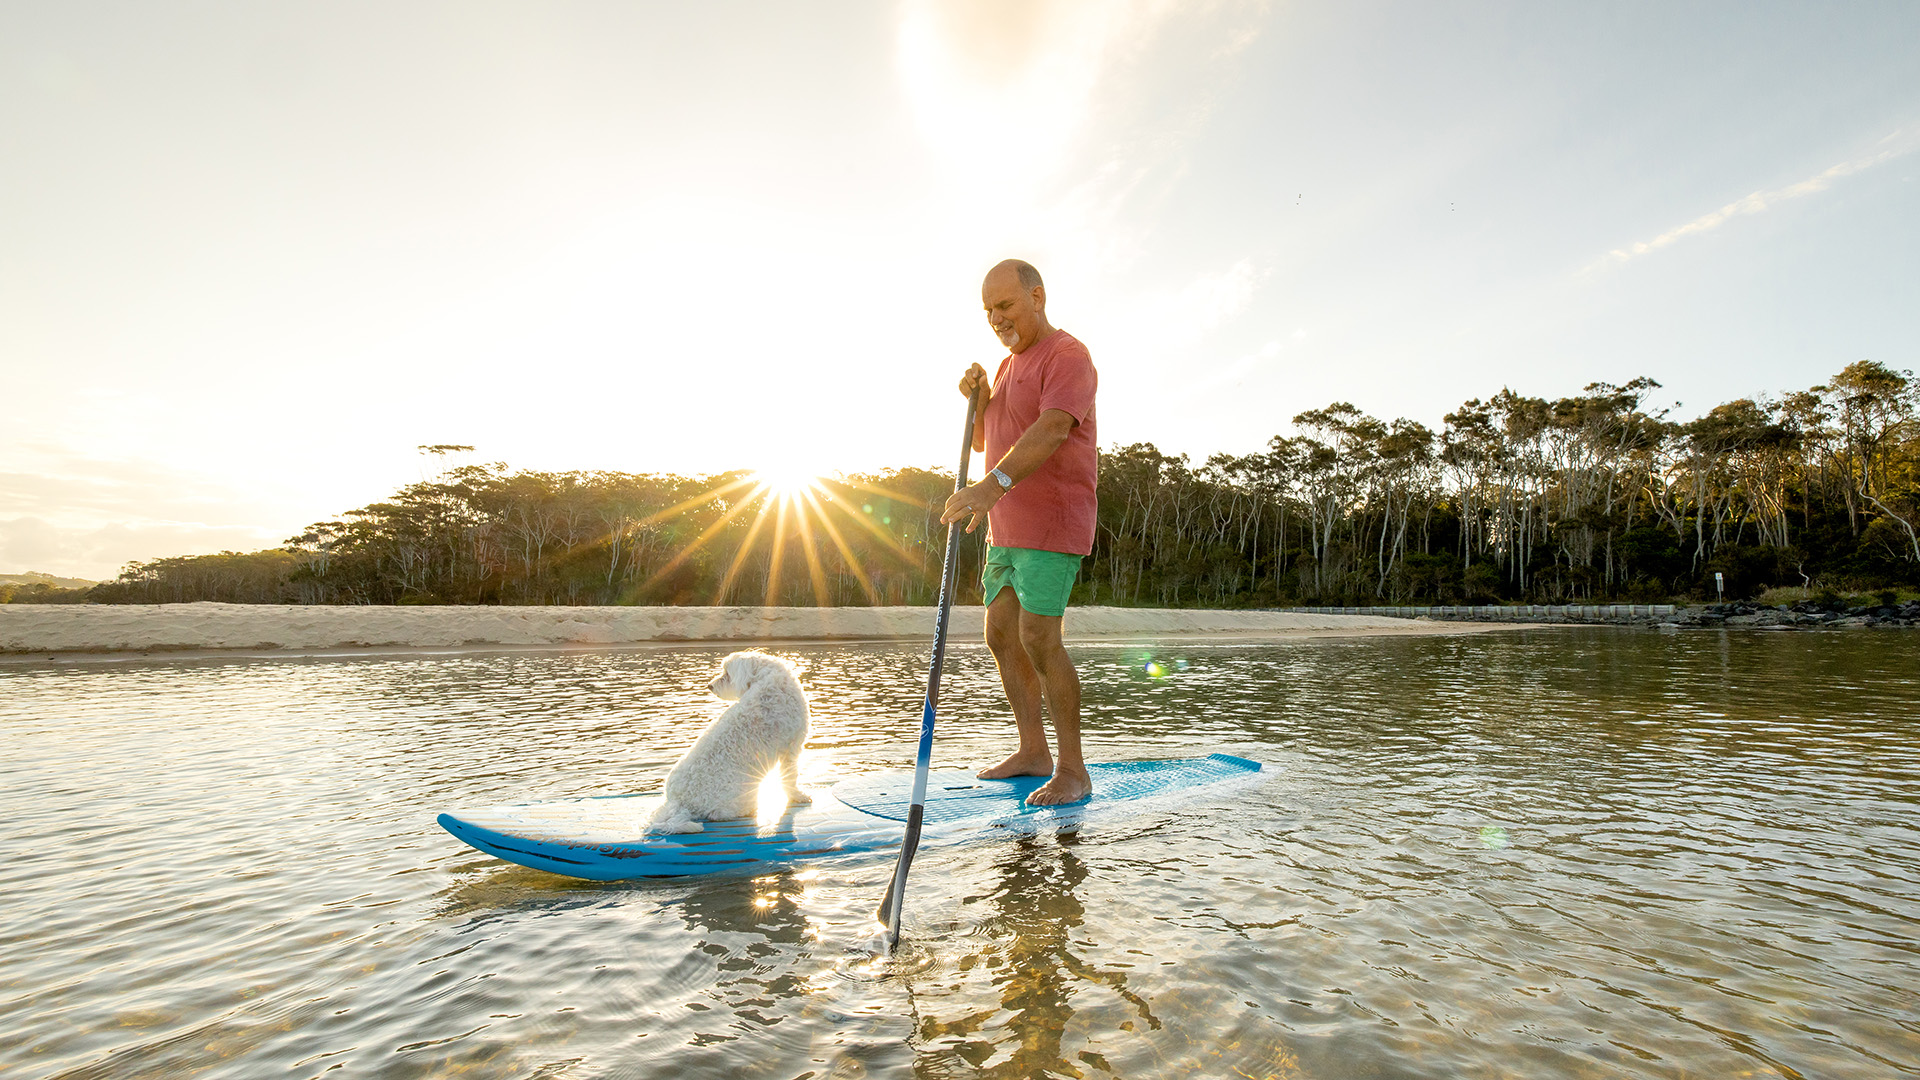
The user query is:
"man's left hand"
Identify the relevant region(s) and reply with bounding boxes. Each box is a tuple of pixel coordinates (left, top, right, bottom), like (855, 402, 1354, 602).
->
(940, 479, 1004, 533)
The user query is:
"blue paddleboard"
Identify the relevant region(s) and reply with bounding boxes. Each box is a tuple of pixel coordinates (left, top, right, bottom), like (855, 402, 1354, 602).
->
(438, 753, 1262, 880)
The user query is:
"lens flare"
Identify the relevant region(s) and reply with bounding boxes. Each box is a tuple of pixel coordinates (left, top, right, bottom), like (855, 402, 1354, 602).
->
(1139, 655, 1189, 678)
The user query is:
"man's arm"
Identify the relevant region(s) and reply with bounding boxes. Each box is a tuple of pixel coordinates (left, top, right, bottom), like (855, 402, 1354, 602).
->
(939, 408, 1077, 533)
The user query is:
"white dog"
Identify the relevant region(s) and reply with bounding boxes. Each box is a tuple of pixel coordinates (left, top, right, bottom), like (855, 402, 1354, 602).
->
(647, 650, 812, 834)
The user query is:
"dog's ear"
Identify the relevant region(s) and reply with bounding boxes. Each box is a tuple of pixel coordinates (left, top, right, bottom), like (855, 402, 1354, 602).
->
(724, 653, 756, 692)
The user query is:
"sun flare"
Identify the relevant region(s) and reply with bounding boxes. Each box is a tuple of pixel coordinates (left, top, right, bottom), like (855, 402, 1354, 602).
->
(752, 464, 824, 501)
(634, 464, 920, 609)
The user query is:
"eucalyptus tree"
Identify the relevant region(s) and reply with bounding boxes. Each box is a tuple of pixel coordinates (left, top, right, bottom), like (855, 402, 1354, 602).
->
(1293, 403, 1379, 598)
(1481, 389, 1552, 591)
(1370, 418, 1437, 599)
(1441, 399, 1501, 576)
(1094, 442, 1183, 603)
(1255, 436, 1302, 596)
(1541, 379, 1665, 594)
(1827, 361, 1920, 560)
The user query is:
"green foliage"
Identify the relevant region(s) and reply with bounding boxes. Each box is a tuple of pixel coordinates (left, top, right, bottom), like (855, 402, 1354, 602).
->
(1081, 365, 1918, 606)
(90, 466, 980, 607)
(89, 550, 304, 604)
(80, 362, 1920, 607)
(0, 582, 94, 604)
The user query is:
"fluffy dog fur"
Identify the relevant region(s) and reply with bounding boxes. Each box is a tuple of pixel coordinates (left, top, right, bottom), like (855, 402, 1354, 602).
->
(646, 651, 812, 834)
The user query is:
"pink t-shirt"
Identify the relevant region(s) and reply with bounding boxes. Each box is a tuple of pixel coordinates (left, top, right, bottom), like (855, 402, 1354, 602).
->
(983, 329, 1099, 555)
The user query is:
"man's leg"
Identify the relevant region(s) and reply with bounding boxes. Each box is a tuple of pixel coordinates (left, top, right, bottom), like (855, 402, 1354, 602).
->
(1017, 608, 1090, 806)
(978, 585, 1053, 779)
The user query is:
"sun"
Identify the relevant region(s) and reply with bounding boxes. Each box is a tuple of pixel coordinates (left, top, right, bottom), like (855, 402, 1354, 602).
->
(752, 463, 824, 501)
(632, 464, 912, 608)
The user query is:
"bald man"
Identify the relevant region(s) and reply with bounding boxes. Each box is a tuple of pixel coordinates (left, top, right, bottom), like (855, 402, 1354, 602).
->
(941, 259, 1098, 806)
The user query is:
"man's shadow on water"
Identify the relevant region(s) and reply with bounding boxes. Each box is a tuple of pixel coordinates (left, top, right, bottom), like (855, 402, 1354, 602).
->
(909, 832, 1160, 1079)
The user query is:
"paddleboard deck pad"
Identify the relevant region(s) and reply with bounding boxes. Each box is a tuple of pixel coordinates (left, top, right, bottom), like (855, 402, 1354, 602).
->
(438, 753, 1261, 880)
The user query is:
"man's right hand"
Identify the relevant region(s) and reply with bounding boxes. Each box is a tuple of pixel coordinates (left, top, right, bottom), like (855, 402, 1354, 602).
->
(958, 363, 989, 402)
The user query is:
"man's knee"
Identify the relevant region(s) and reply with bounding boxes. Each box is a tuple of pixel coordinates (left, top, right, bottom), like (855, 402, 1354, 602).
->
(987, 625, 1021, 660)
(1017, 614, 1066, 665)
(985, 594, 1023, 654)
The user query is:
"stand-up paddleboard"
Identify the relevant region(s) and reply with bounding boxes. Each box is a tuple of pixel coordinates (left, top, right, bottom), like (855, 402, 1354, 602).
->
(437, 754, 1262, 881)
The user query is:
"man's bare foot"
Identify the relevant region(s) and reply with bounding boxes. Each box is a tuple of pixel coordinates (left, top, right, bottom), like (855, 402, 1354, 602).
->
(978, 749, 1052, 780)
(1025, 765, 1092, 806)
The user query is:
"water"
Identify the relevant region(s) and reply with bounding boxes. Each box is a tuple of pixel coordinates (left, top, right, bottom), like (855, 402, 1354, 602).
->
(2, 628, 1917, 1079)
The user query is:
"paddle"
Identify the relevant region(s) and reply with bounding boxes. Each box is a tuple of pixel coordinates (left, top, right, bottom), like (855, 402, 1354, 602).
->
(879, 384, 983, 950)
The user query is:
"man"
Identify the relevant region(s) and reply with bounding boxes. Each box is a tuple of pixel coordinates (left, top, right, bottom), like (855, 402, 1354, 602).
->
(941, 259, 1098, 806)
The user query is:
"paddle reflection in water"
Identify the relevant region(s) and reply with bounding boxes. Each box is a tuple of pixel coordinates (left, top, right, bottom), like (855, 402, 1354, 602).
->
(898, 832, 1314, 1080)
(5, 630, 1917, 1080)
(913, 834, 1116, 1076)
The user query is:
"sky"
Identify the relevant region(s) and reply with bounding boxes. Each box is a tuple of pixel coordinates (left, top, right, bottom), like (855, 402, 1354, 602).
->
(3, 1, 1917, 580)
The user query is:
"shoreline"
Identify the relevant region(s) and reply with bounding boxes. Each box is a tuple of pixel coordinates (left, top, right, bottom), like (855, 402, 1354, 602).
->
(0, 603, 1549, 662)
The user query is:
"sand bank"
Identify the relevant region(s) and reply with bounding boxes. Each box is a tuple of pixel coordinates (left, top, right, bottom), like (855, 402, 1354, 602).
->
(0, 603, 1544, 658)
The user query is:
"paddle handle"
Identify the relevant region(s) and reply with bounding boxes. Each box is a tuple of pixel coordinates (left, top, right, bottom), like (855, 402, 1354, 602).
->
(882, 386, 982, 948)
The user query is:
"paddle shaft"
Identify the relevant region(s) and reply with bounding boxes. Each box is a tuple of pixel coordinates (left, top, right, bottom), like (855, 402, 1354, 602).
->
(881, 389, 982, 949)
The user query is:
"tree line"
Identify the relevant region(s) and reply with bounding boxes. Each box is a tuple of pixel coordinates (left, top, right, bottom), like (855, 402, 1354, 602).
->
(55, 359, 1920, 607)
(88, 461, 978, 607)
(1086, 360, 1917, 606)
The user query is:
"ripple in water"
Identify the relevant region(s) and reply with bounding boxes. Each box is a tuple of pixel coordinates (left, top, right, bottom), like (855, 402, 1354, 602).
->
(1, 628, 1916, 1078)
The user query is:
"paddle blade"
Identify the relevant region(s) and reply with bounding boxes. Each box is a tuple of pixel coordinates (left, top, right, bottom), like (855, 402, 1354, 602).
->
(879, 802, 925, 947)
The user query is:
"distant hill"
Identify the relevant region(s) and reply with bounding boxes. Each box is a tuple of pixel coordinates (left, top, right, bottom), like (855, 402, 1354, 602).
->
(0, 572, 98, 590)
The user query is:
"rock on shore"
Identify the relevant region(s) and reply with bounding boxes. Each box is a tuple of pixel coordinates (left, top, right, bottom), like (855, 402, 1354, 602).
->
(1667, 600, 1920, 628)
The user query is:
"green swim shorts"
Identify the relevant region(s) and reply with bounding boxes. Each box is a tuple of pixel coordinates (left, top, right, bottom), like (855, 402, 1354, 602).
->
(981, 545, 1083, 618)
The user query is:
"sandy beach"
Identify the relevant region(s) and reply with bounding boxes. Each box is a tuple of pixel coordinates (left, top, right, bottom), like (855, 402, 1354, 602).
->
(0, 603, 1544, 658)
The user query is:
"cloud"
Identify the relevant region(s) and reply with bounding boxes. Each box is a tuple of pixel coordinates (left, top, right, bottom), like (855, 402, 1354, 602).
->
(0, 442, 302, 577)
(1178, 257, 1267, 330)
(1216, 22, 1264, 59)
(1168, 337, 1284, 403)
(1087, 256, 1267, 362)
(0, 516, 281, 581)
(0, 442, 290, 524)
(1598, 128, 1919, 267)
(895, 0, 1191, 185)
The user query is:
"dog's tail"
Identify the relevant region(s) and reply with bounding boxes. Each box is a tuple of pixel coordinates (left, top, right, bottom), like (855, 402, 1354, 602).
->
(646, 802, 705, 835)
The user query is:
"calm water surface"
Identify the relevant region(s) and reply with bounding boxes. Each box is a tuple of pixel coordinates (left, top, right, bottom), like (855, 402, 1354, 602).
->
(2, 628, 1917, 1079)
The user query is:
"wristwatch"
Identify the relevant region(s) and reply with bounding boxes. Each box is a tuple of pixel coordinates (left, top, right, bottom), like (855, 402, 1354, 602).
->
(990, 468, 1014, 491)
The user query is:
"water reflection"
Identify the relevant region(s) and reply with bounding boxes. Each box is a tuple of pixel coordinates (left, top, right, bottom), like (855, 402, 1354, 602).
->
(3, 629, 1917, 1080)
(910, 834, 1132, 1078)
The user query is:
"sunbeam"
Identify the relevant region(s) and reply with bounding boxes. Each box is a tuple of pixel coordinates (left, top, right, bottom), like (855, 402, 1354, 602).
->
(615, 467, 960, 606)
(821, 484, 923, 567)
(714, 492, 777, 604)
(636, 475, 761, 528)
(805, 492, 882, 604)
(633, 487, 763, 596)
(764, 492, 792, 604)
(790, 489, 833, 607)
